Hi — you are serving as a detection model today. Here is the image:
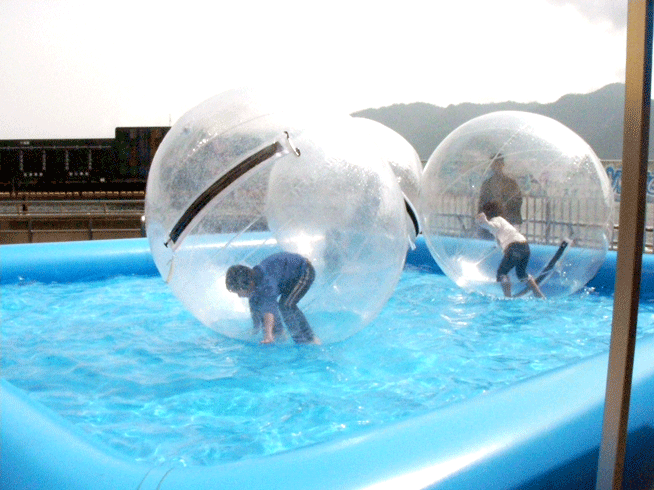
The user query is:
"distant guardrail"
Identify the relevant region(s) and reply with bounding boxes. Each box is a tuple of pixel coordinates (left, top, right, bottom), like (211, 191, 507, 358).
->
(0, 199, 145, 244)
(2, 170, 652, 252)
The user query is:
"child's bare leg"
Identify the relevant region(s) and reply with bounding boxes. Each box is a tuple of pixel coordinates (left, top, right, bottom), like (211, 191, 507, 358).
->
(500, 275, 511, 297)
(527, 276, 545, 298)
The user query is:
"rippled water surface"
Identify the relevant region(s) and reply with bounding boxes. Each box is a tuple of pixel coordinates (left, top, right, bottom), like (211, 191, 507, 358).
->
(3, 268, 654, 467)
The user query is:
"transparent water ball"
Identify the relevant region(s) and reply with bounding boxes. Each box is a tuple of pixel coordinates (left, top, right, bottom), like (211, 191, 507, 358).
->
(350, 117, 423, 247)
(419, 111, 614, 298)
(145, 88, 407, 343)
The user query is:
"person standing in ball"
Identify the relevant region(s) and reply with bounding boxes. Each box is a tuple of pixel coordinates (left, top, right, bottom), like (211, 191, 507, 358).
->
(476, 201, 545, 299)
(478, 153, 523, 226)
(225, 252, 320, 344)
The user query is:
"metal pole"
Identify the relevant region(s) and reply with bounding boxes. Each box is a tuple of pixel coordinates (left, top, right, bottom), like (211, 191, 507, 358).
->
(596, 1, 652, 489)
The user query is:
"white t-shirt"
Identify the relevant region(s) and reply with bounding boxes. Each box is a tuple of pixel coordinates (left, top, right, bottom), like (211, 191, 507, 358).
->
(476, 214, 526, 251)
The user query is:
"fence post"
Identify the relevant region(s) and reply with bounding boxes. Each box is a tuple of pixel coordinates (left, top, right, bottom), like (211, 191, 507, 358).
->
(596, 1, 652, 488)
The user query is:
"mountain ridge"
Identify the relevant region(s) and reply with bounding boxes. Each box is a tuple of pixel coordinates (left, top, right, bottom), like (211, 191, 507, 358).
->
(352, 83, 642, 161)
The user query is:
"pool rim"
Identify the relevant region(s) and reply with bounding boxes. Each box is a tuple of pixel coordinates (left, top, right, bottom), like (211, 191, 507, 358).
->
(1, 237, 653, 490)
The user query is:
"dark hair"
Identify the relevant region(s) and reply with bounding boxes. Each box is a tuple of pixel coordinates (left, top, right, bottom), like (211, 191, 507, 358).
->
(225, 265, 253, 292)
(481, 201, 503, 220)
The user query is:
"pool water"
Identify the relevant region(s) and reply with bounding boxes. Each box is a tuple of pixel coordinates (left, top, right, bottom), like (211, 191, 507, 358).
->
(2, 267, 654, 468)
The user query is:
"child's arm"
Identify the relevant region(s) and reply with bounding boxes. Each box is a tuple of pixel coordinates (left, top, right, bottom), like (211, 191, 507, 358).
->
(475, 212, 490, 228)
(261, 312, 276, 344)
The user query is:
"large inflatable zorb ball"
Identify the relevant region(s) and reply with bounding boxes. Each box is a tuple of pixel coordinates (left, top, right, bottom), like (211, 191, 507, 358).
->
(419, 111, 614, 298)
(145, 88, 407, 343)
(350, 117, 423, 248)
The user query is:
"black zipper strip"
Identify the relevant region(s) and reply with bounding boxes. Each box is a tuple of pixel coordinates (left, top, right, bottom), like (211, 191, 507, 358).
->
(404, 195, 421, 236)
(166, 141, 283, 247)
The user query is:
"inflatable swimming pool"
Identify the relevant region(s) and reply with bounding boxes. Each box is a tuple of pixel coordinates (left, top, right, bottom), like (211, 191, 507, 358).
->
(2, 237, 653, 489)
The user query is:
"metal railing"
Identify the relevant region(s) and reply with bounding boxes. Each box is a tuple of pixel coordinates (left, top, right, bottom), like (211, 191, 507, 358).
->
(0, 199, 145, 244)
(420, 193, 652, 253)
(1, 196, 651, 251)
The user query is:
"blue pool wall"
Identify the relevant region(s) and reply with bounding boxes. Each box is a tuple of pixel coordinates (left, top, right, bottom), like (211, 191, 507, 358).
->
(1, 237, 654, 490)
(3, 235, 654, 297)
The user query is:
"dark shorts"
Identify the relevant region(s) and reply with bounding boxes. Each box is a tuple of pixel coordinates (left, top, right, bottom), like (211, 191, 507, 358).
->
(497, 242, 530, 281)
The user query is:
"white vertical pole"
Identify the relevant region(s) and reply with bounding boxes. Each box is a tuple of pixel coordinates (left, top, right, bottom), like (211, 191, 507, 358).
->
(596, 1, 652, 489)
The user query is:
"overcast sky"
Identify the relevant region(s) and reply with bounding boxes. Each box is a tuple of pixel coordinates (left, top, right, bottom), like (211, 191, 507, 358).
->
(0, 0, 629, 139)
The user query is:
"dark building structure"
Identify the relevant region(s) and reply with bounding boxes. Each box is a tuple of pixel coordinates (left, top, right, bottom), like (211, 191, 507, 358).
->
(0, 127, 169, 195)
